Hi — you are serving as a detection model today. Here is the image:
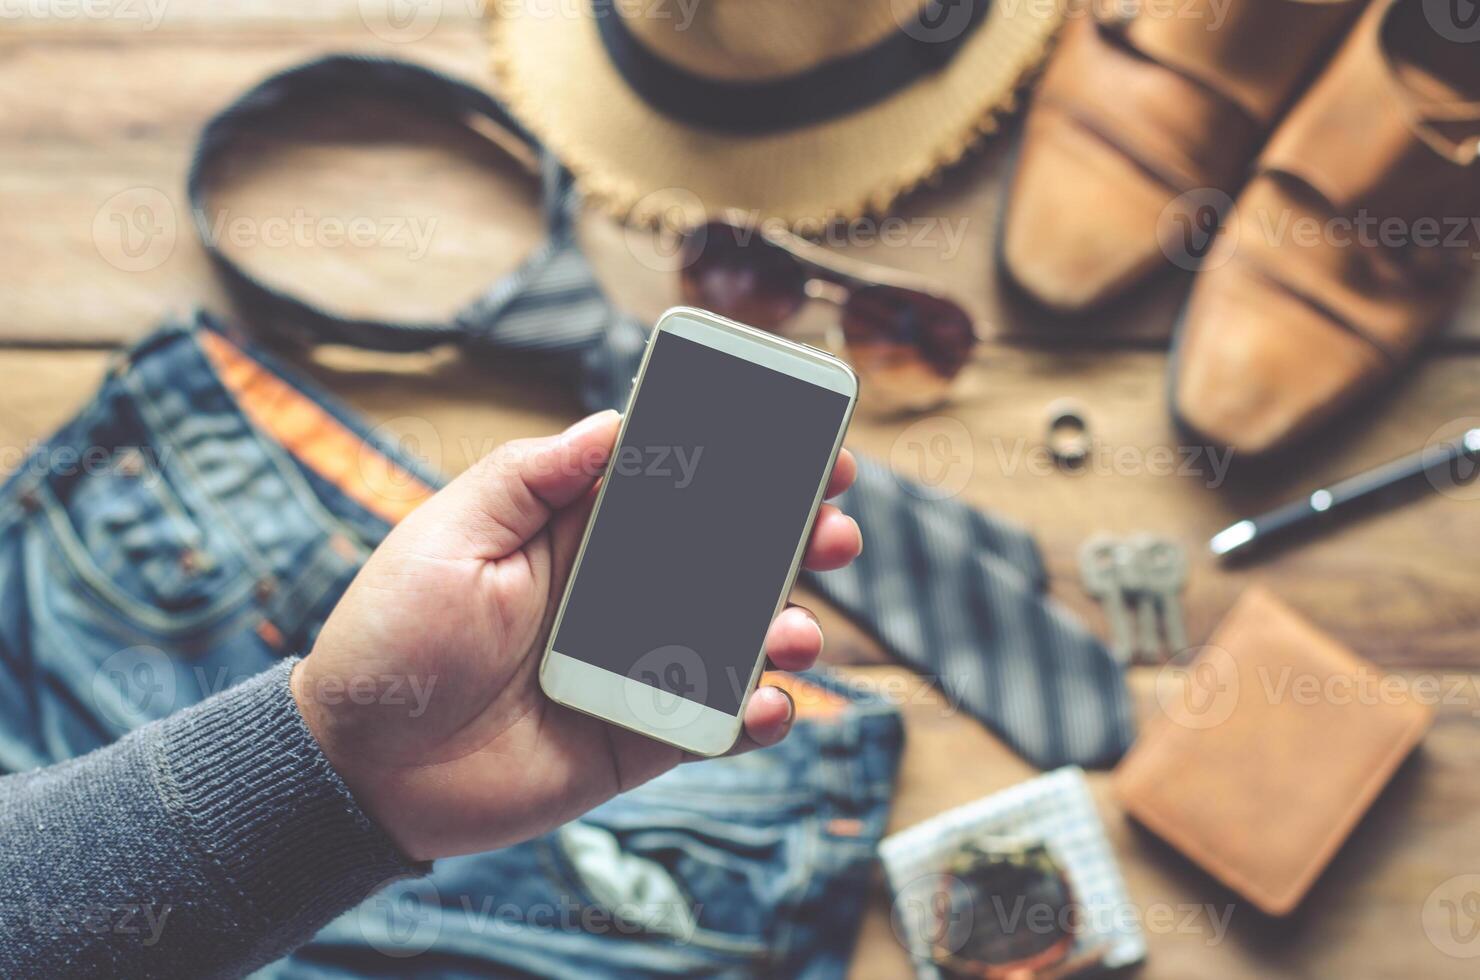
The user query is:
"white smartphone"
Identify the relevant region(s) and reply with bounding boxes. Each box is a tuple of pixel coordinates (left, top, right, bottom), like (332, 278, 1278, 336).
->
(539, 307, 858, 756)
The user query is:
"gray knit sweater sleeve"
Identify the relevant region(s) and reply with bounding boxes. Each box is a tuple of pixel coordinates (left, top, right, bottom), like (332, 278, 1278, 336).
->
(0, 658, 423, 978)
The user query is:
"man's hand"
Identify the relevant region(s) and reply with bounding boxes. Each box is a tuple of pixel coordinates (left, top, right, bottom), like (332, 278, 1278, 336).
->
(292, 410, 862, 862)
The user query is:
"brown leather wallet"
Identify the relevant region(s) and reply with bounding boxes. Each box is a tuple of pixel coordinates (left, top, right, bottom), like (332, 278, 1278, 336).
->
(1113, 586, 1433, 915)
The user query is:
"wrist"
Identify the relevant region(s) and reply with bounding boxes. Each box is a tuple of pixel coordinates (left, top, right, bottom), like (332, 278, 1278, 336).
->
(157, 660, 423, 935)
(290, 659, 424, 861)
(289, 658, 332, 763)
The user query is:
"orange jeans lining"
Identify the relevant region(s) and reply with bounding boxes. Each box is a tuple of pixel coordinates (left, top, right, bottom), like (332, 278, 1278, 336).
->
(198, 331, 435, 525)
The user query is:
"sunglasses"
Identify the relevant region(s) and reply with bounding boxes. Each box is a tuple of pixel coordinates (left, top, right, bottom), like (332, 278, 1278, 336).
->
(677, 217, 977, 411)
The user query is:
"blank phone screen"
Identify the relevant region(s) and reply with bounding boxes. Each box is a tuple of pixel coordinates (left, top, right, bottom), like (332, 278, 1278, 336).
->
(551, 329, 850, 715)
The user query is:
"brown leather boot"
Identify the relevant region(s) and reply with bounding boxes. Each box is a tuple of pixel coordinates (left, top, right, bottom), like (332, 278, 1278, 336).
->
(1171, 0, 1480, 455)
(999, 0, 1364, 314)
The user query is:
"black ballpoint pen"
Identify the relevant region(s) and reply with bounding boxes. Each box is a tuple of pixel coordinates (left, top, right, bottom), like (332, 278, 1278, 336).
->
(1209, 428, 1480, 560)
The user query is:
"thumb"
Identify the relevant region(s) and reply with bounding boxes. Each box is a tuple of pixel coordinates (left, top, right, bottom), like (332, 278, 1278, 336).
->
(420, 410, 621, 560)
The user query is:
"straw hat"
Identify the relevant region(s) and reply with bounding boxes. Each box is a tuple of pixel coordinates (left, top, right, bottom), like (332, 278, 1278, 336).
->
(488, 0, 1064, 228)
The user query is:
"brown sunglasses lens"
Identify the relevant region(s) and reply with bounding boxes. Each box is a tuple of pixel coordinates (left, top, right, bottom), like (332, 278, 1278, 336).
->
(679, 223, 807, 329)
(842, 285, 975, 405)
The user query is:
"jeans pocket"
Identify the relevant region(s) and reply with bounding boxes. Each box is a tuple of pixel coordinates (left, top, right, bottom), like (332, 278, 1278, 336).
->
(35, 446, 253, 640)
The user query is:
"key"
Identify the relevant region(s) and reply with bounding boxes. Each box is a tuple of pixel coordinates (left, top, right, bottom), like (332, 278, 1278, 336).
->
(1139, 536, 1189, 654)
(1117, 539, 1161, 662)
(1079, 535, 1134, 664)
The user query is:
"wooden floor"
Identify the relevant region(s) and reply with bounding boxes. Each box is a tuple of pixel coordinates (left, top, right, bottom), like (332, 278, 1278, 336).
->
(4, 4, 1479, 977)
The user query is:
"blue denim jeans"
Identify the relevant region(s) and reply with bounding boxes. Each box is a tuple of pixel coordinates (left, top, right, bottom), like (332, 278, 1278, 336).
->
(0, 313, 903, 979)
(283, 669, 901, 979)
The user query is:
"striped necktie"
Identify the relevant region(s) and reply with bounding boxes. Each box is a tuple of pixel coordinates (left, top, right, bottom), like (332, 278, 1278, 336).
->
(191, 56, 1135, 769)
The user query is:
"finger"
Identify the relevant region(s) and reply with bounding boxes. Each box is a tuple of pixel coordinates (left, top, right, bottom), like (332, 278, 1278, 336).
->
(438, 410, 621, 560)
(510, 410, 622, 510)
(544, 480, 602, 600)
(762, 605, 824, 672)
(738, 685, 795, 749)
(824, 449, 857, 499)
(801, 504, 862, 571)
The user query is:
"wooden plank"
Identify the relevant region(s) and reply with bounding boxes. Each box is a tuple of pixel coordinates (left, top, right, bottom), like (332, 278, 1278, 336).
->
(0, 33, 491, 147)
(3, 0, 486, 33)
(3, 29, 1479, 347)
(846, 664, 1480, 980)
